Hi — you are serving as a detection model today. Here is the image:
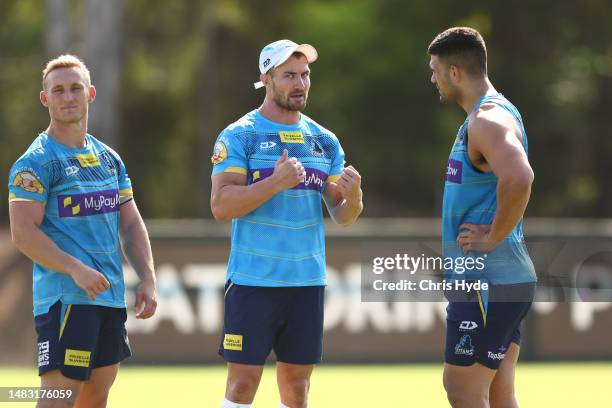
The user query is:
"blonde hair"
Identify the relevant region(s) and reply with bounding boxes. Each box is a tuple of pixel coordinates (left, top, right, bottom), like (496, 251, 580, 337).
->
(42, 54, 91, 90)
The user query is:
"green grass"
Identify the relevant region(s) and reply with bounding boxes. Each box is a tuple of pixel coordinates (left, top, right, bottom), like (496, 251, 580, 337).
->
(0, 363, 610, 407)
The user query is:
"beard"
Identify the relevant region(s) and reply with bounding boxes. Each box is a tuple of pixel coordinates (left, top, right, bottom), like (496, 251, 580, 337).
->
(271, 82, 308, 112)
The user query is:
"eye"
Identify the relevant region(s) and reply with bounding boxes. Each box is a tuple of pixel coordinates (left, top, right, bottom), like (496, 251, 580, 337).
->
(301, 72, 310, 79)
(286, 73, 294, 79)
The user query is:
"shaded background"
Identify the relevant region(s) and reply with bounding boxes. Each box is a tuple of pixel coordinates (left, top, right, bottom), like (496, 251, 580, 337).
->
(2, 0, 612, 220)
(1, 0, 612, 368)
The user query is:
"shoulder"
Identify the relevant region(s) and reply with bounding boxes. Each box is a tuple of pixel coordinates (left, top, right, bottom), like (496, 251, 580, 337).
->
(12, 134, 52, 168)
(468, 103, 516, 140)
(224, 110, 258, 135)
(300, 114, 338, 141)
(88, 134, 124, 162)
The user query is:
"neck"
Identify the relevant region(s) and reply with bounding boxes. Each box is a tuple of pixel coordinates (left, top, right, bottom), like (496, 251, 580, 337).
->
(258, 97, 301, 125)
(457, 77, 496, 115)
(46, 119, 88, 148)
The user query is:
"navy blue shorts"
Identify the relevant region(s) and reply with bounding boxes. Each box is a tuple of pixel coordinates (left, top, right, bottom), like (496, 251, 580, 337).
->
(219, 281, 324, 365)
(445, 282, 535, 370)
(35, 301, 131, 381)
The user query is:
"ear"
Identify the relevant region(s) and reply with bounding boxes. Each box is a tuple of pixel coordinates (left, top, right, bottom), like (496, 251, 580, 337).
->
(449, 65, 461, 84)
(39, 90, 48, 108)
(88, 85, 96, 103)
(260, 73, 269, 87)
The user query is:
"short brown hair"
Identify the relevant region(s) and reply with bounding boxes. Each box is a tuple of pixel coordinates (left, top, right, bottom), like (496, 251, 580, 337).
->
(42, 54, 91, 90)
(427, 27, 487, 76)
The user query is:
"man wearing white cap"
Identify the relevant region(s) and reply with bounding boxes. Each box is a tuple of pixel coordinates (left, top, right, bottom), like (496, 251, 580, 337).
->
(210, 39, 363, 408)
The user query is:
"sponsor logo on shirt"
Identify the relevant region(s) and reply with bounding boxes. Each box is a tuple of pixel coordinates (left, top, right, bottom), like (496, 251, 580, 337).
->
(446, 158, 462, 184)
(279, 131, 305, 144)
(76, 153, 101, 167)
(260, 141, 277, 149)
(58, 189, 120, 217)
(65, 165, 80, 176)
(251, 167, 328, 192)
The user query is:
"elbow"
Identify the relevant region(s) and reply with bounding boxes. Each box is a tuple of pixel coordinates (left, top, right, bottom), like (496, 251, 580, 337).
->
(210, 200, 231, 222)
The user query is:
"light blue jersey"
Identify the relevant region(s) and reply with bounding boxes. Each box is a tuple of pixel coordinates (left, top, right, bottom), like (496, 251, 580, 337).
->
(211, 110, 345, 287)
(8, 133, 133, 316)
(442, 94, 536, 285)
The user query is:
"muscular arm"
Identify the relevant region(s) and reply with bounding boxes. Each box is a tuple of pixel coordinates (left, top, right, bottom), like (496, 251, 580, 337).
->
(210, 149, 304, 221)
(9, 201, 110, 299)
(467, 109, 534, 245)
(323, 166, 363, 227)
(119, 199, 157, 318)
(211, 172, 284, 221)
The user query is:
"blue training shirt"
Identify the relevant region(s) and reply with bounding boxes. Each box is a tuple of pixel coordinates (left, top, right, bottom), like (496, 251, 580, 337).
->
(8, 133, 133, 316)
(442, 93, 537, 285)
(211, 109, 345, 287)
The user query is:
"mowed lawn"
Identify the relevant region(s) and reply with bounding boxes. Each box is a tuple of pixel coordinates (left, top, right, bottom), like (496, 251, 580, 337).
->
(0, 363, 610, 407)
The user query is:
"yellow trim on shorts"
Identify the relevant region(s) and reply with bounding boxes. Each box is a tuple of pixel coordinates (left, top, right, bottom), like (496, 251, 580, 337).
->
(59, 305, 72, 340)
(476, 290, 487, 327)
(224, 282, 234, 298)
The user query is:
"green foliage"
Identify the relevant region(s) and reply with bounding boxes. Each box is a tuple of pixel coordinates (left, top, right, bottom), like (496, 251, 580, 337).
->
(1, 0, 612, 220)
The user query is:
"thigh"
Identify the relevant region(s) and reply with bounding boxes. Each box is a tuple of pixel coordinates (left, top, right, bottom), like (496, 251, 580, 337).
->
(38, 369, 82, 407)
(219, 282, 285, 365)
(490, 342, 520, 399)
(443, 362, 496, 400)
(274, 286, 324, 365)
(35, 302, 102, 381)
(73, 364, 119, 408)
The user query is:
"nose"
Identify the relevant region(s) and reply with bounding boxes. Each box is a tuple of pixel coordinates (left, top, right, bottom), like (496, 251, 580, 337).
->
(430, 73, 436, 84)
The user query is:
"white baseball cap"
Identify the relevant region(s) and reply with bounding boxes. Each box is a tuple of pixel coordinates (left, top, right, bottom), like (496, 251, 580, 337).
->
(254, 39, 318, 89)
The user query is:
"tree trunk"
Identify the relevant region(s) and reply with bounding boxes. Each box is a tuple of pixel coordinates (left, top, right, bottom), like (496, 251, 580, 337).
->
(83, 0, 122, 149)
(44, 0, 70, 57)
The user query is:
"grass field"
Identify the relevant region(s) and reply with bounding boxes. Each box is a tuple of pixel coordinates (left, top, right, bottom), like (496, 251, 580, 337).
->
(0, 363, 610, 407)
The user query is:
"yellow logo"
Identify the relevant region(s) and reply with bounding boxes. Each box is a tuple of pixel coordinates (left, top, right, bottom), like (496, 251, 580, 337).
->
(279, 131, 304, 144)
(13, 171, 44, 194)
(76, 153, 101, 167)
(223, 334, 243, 351)
(211, 141, 228, 165)
(64, 349, 91, 367)
(63, 196, 81, 215)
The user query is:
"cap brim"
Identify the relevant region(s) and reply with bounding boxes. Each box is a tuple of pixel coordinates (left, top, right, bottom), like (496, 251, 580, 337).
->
(274, 43, 318, 71)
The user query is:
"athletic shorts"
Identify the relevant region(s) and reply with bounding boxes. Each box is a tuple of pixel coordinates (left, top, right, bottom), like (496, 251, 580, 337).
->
(35, 300, 131, 380)
(219, 281, 325, 365)
(445, 282, 535, 370)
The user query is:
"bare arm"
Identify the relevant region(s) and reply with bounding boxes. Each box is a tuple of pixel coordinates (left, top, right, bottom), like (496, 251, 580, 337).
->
(323, 166, 363, 226)
(458, 109, 534, 251)
(119, 199, 157, 319)
(9, 201, 110, 300)
(211, 149, 305, 221)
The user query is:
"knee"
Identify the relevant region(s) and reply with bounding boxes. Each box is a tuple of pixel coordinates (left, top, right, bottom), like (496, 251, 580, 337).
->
(281, 378, 310, 407)
(490, 388, 516, 408)
(444, 378, 488, 408)
(226, 376, 259, 403)
(75, 387, 109, 408)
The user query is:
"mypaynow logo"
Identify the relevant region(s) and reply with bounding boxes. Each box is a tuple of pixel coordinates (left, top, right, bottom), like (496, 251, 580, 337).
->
(58, 189, 120, 217)
(251, 168, 328, 192)
(446, 158, 462, 184)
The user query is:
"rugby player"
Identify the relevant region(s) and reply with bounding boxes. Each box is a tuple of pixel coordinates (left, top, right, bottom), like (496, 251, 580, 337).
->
(8, 55, 157, 408)
(210, 39, 363, 408)
(428, 27, 537, 408)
